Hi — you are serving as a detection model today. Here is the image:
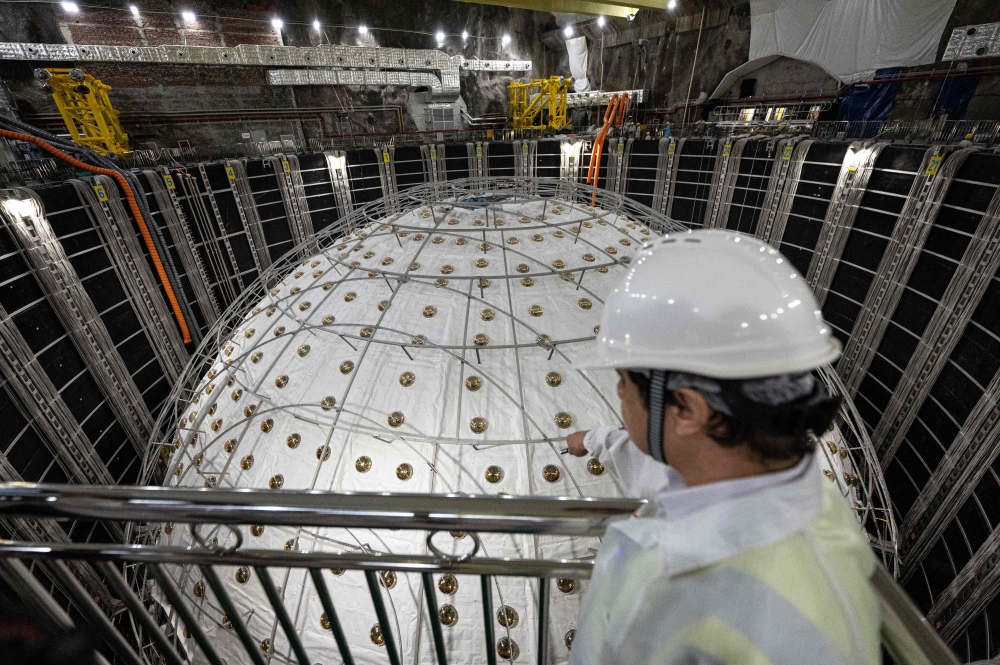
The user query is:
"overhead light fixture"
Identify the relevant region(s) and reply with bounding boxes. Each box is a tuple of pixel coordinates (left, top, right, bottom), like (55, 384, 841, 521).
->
(129, 4, 139, 17)
(501, 34, 511, 46)
(60, 1, 79, 13)
(667, 0, 677, 8)
(271, 17, 283, 30)
(597, 16, 605, 27)
(313, 19, 321, 31)
(563, 25, 573, 38)
(181, 10, 195, 22)
(462, 30, 468, 42)
(436, 30, 445, 44)
(358, 25, 368, 35)
(627, 12, 636, 21)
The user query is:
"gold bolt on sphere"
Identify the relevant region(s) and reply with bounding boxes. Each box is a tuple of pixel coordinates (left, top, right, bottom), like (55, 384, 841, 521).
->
(320, 613, 331, 630)
(475, 258, 489, 268)
(532, 234, 544, 242)
(380, 571, 397, 589)
(410, 262, 420, 271)
(207, 404, 216, 416)
(273, 326, 285, 336)
(251, 352, 263, 363)
(269, 474, 284, 489)
(211, 418, 222, 432)
(344, 292, 356, 302)
(174, 463, 183, 476)
(381, 257, 393, 266)
(557, 578, 577, 593)
(438, 574, 458, 595)
(465, 376, 483, 392)
(250, 524, 264, 537)
(246, 329, 256, 339)
(620, 238, 631, 246)
(360, 327, 374, 338)
(484, 464, 503, 482)
(435, 278, 448, 287)
(298, 344, 311, 357)
(388, 411, 405, 428)
(241, 454, 254, 470)
(322, 315, 335, 325)
(423, 305, 438, 318)
(481, 308, 495, 321)
(587, 458, 605, 475)
(536, 334, 552, 346)
(193, 581, 205, 598)
(450, 531, 465, 539)
(455, 238, 467, 246)
(370, 625, 385, 646)
(543, 465, 561, 482)
(330, 568, 345, 576)
(497, 605, 519, 628)
(432, 236, 444, 244)
(545, 372, 563, 387)
(471, 417, 489, 434)
(440, 265, 454, 274)
(193, 453, 203, 467)
(565, 629, 576, 650)
(225, 438, 237, 453)
(497, 637, 519, 661)
(412, 335, 427, 345)
(396, 463, 413, 480)
(340, 360, 355, 374)
(399, 371, 415, 387)
(323, 282, 334, 291)
(298, 301, 311, 311)
(516, 263, 530, 273)
(521, 277, 534, 287)
(316, 446, 331, 461)
(235, 566, 250, 584)
(378, 300, 390, 311)
(578, 298, 593, 310)
(479, 242, 492, 251)
(275, 375, 288, 388)
(363, 251, 374, 259)
(474, 334, 489, 347)
(571, 225, 580, 233)
(266, 306, 276, 316)
(582, 253, 595, 262)
(286, 433, 301, 448)
(528, 304, 544, 317)
(260, 639, 271, 653)
(555, 412, 573, 429)
(438, 604, 458, 627)
(596, 266, 609, 274)
(261, 418, 274, 433)
(508, 236, 519, 245)
(164, 522, 174, 535)
(552, 259, 566, 269)
(606, 246, 618, 255)
(477, 278, 490, 288)
(356, 456, 372, 473)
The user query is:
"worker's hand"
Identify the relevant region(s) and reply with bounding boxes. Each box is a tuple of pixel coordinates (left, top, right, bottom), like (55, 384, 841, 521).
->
(566, 431, 589, 457)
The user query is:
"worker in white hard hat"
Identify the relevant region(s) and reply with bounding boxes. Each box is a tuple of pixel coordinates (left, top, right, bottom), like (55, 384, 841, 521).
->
(567, 229, 880, 665)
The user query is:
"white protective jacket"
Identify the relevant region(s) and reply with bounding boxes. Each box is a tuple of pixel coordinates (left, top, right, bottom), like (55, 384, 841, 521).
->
(572, 427, 880, 665)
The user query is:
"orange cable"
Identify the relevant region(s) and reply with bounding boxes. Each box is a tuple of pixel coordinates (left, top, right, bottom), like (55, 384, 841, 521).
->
(0, 129, 193, 343)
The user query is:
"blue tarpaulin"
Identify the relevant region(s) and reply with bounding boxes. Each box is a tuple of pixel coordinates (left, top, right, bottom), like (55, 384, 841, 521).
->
(838, 67, 904, 122)
(933, 76, 980, 120)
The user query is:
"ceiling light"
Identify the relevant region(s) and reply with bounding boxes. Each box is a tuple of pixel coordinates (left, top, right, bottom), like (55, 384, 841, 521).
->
(313, 19, 321, 31)
(436, 30, 445, 43)
(129, 4, 139, 16)
(501, 34, 511, 46)
(60, 1, 79, 13)
(271, 17, 283, 30)
(359, 25, 368, 35)
(563, 25, 573, 38)
(667, 0, 677, 8)
(597, 16, 605, 27)
(181, 10, 195, 22)
(462, 30, 468, 41)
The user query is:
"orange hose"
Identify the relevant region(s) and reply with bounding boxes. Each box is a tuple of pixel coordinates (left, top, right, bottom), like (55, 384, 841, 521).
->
(587, 93, 630, 205)
(0, 129, 192, 343)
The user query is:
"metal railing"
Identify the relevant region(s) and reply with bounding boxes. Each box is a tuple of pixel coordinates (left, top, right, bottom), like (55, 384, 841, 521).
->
(0, 483, 961, 665)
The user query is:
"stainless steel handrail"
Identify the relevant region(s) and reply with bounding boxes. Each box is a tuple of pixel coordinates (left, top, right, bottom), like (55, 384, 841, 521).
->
(0, 483, 644, 536)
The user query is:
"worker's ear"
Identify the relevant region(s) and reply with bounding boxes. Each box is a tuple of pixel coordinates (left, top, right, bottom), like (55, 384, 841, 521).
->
(668, 388, 713, 437)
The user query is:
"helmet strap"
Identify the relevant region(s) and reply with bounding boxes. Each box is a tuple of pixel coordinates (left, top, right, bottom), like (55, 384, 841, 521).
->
(646, 370, 667, 465)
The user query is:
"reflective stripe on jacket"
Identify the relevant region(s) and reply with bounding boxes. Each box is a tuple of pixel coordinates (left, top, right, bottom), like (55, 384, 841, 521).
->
(571, 452, 880, 665)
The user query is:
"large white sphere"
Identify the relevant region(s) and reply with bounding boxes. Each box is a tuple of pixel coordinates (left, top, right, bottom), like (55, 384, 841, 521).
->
(158, 193, 654, 665)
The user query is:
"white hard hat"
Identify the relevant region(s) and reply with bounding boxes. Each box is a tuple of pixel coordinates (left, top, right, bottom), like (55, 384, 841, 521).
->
(581, 229, 841, 378)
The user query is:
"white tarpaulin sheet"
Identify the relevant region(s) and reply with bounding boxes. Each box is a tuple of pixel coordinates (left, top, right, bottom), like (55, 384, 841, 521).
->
(566, 36, 591, 93)
(750, 0, 958, 82)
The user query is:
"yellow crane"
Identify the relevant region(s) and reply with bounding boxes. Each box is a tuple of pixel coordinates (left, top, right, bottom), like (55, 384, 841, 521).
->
(508, 76, 571, 130)
(36, 68, 131, 156)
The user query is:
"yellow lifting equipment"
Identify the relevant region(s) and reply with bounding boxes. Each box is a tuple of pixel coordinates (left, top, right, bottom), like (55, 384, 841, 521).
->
(40, 68, 131, 156)
(508, 76, 571, 130)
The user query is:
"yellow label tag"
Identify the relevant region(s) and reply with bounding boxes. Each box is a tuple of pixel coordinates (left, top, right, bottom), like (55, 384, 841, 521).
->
(782, 145, 794, 161)
(382, 150, 390, 163)
(93, 184, 108, 202)
(281, 160, 291, 173)
(617, 142, 624, 155)
(430, 148, 437, 160)
(163, 174, 175, 190)
(667, 142, 675, 156)
(848, 160, 859, 172)
(522, 143, 528, 155)
(225, 166, 236, 181)
(476, 146, 483, 157)
(722, 143, 732, 158)
(925, 155, 943, 176)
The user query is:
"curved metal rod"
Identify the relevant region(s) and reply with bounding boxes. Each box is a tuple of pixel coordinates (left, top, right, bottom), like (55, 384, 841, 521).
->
(426, 530, 482, 563)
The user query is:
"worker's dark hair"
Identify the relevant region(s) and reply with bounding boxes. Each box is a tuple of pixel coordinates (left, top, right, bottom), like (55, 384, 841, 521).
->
(626, 370, 837, 462)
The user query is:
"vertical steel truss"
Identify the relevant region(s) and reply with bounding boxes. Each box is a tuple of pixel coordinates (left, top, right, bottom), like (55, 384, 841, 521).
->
(323, 150, 355, 219)
(1, 187, 154, 452)
(806, 141, 884, 306)
(759, 139, 813, 247)
(194, 163, 251, 300)
(77, 176, 189, 380)
(755, 137, 804, 242)
(704, 135, 751, 229)
(225, 159, 271, 273)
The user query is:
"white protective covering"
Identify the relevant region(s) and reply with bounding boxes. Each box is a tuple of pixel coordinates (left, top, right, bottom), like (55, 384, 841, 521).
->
(159, 197, 655, 665)
(565, 36, 591, 93)
(749, 0, 958, 82)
